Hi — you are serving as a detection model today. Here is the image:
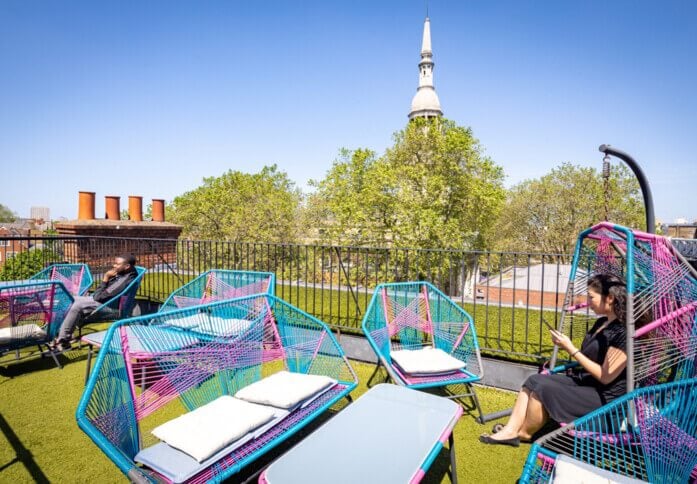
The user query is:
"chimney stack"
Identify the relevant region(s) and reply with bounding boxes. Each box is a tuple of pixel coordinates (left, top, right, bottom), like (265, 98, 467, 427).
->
(105, 196, 121, 220)
(128, 195, 143, 221)
(77, 191, 96, 220)
(152, 199, 165, 222)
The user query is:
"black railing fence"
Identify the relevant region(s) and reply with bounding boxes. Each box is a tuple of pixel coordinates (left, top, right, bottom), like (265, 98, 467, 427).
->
(1, 235, 580, 361)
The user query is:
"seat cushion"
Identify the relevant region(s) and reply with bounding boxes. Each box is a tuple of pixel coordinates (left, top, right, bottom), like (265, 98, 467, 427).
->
(390, 347, 465, 376)
(0, 324, 46, 346)
(553, 454, 648, 483)
(151, 396, 276, 463)
(196, 316, 252, 337)
(235, 371, 337, 409)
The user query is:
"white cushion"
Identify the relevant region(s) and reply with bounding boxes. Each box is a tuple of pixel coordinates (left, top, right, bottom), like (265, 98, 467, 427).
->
(553, 454, 647, 484)
(235, 371, 337, 409)
(151, 396, 276, 463)
(196, 316, 253, 337)
(0, 324, 46, 345)
(163, 314, 202, 329)
(390, 347, 465, 375)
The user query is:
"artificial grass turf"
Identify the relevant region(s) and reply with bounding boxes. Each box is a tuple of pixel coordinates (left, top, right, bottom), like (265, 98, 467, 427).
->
(0, 345, 530, 483)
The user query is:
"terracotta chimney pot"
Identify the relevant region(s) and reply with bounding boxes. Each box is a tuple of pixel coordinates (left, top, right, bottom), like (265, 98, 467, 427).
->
(128, 196, 143, 222)
(152, 199, 165, 222)
(105, 196, 121, 220)
(78, 191, 96, 220)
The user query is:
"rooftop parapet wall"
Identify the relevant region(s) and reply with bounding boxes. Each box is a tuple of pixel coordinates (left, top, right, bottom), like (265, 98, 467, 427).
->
(54, 220, 182, 270)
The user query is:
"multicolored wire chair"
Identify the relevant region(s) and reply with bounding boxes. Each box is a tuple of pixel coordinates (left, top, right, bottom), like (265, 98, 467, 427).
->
(29, 263, 94, 296)
(77, 294, 357, 483)
(0, 280, 74, 368)
(82, 269, 272, 381)
(519, 377, 697, 483)
(78, 266, 147, 334)
(549, 222, 697, 391)
(159, 270, 275, 313)
(361, 281, 486, 421)
(521, 222, 697, 482)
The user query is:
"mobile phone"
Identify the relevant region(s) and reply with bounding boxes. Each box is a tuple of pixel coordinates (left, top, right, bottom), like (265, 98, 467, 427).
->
(542, 318, 557, 332)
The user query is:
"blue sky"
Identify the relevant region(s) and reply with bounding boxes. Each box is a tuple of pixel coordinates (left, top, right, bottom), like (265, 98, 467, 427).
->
(1, 0, 695, 223)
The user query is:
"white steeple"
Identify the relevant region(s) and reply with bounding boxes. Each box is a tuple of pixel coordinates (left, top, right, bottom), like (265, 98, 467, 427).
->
(408, 16, 443, 120)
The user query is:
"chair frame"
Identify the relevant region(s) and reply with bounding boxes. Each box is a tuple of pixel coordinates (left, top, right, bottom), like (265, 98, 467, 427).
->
(159, 269, 275, 313)
(29, 263, 94, 297)
(519, 377, 697, 483)
(0, 280, 74, 368)
(77, 294, 358, 483)
(362, 281, 487, 421)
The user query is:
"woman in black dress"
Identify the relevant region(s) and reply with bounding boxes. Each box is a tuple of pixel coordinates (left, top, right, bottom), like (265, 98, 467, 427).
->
(480, 273, 629, 447)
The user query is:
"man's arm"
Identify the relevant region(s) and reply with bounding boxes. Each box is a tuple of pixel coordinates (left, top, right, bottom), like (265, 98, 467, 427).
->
(92, 272, 136, 303)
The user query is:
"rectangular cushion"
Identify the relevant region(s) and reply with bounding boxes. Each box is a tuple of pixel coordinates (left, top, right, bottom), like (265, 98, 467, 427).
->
(235, 371, 337, 409)
(151, 395, 276, 463)
(553, 454, 648, 484)
(136, 407, 289, 483)
(0, 324, 46, 346)
(390, 347, 465, 376)
(196, 316, 253, 337)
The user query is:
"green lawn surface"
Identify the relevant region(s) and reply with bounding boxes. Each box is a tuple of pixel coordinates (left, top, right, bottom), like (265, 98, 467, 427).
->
(0, 341, 530, 483)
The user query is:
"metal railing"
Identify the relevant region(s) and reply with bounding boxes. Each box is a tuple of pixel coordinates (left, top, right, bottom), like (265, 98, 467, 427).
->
(0, 235, 590, 362)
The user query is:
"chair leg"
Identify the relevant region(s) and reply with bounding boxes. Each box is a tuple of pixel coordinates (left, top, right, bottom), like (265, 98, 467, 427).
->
(449, 432, 458, 484)
(367, 360, 390, 388)
(41, 344, 63, 369)
(84, 344, 94, 384)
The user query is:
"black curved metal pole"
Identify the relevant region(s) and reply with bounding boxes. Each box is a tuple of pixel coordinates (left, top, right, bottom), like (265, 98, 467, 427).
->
(598, 144, 655, 234)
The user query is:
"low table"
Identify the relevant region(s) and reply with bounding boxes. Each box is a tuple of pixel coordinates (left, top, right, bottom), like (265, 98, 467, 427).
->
(259, 383, 462, 484)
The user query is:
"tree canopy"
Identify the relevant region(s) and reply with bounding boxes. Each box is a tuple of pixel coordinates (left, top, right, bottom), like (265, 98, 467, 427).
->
(307, 118, 506, 250)
(0, 203, 17, 223)
(168, 165, 302, 242)
(492, 162, 645, 255)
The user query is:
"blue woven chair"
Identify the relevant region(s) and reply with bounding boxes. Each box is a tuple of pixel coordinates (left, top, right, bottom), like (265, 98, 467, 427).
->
(30, 263, 93, 296)
(0, 280, 74, 368)
(159, 269, 275, 313)
(361, 281, 486, 421)
(520, 377, 697, 483)
(77, 294, 357, 483)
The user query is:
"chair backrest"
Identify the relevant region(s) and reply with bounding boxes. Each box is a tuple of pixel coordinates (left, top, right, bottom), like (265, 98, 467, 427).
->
(30, 263, 94, 296)
(0, 281, 74, 348)
(362, 281, 482, 374)
(555, 222, 697, 390)
(77, 294, 357, 479)
(93, 266, 147, 319)
(522, 377, 697, 483)
(159, 269, 275, 313)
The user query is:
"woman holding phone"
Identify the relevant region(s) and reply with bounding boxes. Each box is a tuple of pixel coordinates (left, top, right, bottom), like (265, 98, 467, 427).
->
(479, 273, 629, 447)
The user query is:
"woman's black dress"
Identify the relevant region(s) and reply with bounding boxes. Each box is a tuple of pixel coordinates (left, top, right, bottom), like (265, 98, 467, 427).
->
(523, 317, 627, 423)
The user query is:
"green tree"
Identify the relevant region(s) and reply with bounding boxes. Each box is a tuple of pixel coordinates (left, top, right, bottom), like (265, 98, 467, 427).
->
(307, 118, 506, 250)
(0, 203, 17, 222)
(492, 163, 645, 255)
(169, 165, 302, 243)
(0, 249, 60, 281)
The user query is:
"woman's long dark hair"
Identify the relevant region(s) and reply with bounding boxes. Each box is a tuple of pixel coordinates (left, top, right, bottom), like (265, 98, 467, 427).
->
(587, 273, 628, 324)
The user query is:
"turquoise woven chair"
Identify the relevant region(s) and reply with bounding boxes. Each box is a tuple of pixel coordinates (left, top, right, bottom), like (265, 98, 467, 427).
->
(30, 263, 93, 296)
(520, 377, 697, 483)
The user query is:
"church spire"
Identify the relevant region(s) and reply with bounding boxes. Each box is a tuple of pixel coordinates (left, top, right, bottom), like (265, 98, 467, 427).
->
(408, 16, 443, 120)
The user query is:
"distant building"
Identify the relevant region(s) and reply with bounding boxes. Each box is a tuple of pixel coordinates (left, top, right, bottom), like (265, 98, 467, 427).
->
(0, 222, 32, 267)
(476, 264, 583, 309)
(30, 206, 50, 230)
(663, 223, 697, 239)
(408, 17, 443, 120)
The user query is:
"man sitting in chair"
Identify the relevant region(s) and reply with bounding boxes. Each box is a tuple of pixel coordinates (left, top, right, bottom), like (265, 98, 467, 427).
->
(51, 254, 138, 351)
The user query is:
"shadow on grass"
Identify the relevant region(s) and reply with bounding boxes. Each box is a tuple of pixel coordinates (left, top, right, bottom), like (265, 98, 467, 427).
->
(0, 413, 50, 483)
(0, 346, 89, 380)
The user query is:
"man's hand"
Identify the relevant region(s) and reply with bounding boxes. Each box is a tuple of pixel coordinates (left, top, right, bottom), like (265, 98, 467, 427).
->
(103, 268, 118, 283)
